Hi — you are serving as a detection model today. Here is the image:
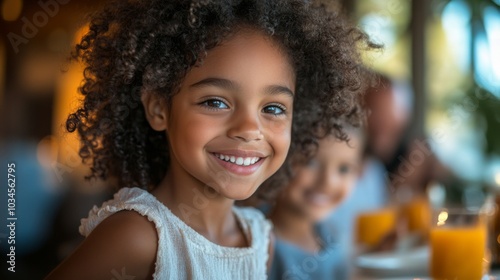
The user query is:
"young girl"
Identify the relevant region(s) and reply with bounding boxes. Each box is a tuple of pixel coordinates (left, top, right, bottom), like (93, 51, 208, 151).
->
(46, 0, 374, 279)
(267, 127, 364, 280)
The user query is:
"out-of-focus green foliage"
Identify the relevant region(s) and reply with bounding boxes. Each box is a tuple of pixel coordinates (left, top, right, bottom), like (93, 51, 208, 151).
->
(470, 87, 500, 157)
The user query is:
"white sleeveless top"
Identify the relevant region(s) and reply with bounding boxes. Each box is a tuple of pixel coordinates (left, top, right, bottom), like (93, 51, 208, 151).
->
(79, 187, 272, 280)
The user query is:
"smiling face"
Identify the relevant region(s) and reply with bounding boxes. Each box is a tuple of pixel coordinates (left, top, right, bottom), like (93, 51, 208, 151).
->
(280, 134, 362, 222)
(160, 29, 295, 200)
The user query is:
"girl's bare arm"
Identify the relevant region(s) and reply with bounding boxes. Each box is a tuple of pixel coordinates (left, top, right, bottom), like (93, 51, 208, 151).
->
(45, 211, 158, 280)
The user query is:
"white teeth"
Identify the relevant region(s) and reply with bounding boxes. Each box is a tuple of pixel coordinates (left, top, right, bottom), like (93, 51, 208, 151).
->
(215, 154, 261, 166)
(236, 157, 244, 165)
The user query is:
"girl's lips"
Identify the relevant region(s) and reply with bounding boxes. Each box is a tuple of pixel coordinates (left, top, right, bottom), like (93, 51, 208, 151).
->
(210, 152, 265, 176)
(304, 191, 332, 207)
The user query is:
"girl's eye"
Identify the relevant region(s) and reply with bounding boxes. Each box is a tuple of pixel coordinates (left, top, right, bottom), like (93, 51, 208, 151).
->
(339, 165, 351, 174)
(263, 104, 286, 116)
(200, 99, 229, 109)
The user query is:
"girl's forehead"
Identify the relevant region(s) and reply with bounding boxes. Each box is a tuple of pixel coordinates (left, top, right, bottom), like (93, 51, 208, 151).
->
(184, 29, 296, 88)
(316, 135, 362, 156)
(210, 28, 294, 69)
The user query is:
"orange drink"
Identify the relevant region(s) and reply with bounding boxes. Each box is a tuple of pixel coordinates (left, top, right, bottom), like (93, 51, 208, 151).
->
(403, 197, 431, 234)
(430, 209, 487, 280)
(356, 208, 396, 247)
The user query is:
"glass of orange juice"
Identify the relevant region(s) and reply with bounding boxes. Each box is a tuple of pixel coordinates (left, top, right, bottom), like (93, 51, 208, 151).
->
(430, 208, 488, 280)
(355, 208, 397, 248)
(402, 196, 431, 234)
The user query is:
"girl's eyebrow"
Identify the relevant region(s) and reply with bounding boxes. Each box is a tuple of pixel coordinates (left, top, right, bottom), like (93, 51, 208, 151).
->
(190, 77, 238, 91)
(266, 85, 294, 98)
(189, 77, 294, 97)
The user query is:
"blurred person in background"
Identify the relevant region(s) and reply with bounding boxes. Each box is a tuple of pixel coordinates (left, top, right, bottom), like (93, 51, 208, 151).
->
(365, 74, 448, 192)
(267, 125, 364, 280)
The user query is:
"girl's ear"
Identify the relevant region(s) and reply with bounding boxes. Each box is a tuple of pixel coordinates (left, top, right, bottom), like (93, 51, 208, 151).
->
(141, 91, 169, 131)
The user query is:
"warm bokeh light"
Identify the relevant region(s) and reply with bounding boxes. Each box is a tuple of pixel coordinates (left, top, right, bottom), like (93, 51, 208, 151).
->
(18, 50, 61, 94)
(437, 210, 448, 226)
(1, 0, 23, 21)
(53, 25, 88, 170)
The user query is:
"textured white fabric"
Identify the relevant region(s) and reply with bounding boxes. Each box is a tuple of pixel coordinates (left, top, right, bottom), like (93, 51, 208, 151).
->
(79, 187, 271, 280)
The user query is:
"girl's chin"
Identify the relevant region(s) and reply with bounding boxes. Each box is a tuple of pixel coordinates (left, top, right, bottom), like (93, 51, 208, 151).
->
(222, 192, 254, 201)
(305, 203, 341, 221)
(306, 209, 334, 222)
(213, 185, 259, 201)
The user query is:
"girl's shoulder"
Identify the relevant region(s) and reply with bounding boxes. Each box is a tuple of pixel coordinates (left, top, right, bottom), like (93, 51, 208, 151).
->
(79, 187, 161, 237)
(46, 193, 158, 280)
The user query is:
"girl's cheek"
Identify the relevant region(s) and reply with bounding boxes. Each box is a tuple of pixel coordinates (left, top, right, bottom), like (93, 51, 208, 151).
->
(346, 176, 358, 191)
(294, 170, 316, 191)
(264, 119, 292, 138)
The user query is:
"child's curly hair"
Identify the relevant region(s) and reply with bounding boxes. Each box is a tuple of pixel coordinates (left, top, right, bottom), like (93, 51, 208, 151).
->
(67, 0, 379, 191)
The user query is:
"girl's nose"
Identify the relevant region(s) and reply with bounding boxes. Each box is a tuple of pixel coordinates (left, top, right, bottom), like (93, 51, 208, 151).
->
(227, 109, 263, 142)
(318, 170, 340, 191)
(317, 171, 347, 203)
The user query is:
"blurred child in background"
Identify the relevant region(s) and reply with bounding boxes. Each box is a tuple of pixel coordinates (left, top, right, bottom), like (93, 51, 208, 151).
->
(267, 126, 364, 279)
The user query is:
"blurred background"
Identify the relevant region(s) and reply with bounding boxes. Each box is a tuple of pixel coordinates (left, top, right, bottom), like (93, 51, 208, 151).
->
(0, 0, 499, 279)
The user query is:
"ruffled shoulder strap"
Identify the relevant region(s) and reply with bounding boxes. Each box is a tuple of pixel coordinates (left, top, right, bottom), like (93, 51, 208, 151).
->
(79, 187, 164, 236)
(79, 187, 172, 279)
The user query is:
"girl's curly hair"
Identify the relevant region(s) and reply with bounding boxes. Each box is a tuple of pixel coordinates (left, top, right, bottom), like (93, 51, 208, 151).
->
(67, 0, 379, 191)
